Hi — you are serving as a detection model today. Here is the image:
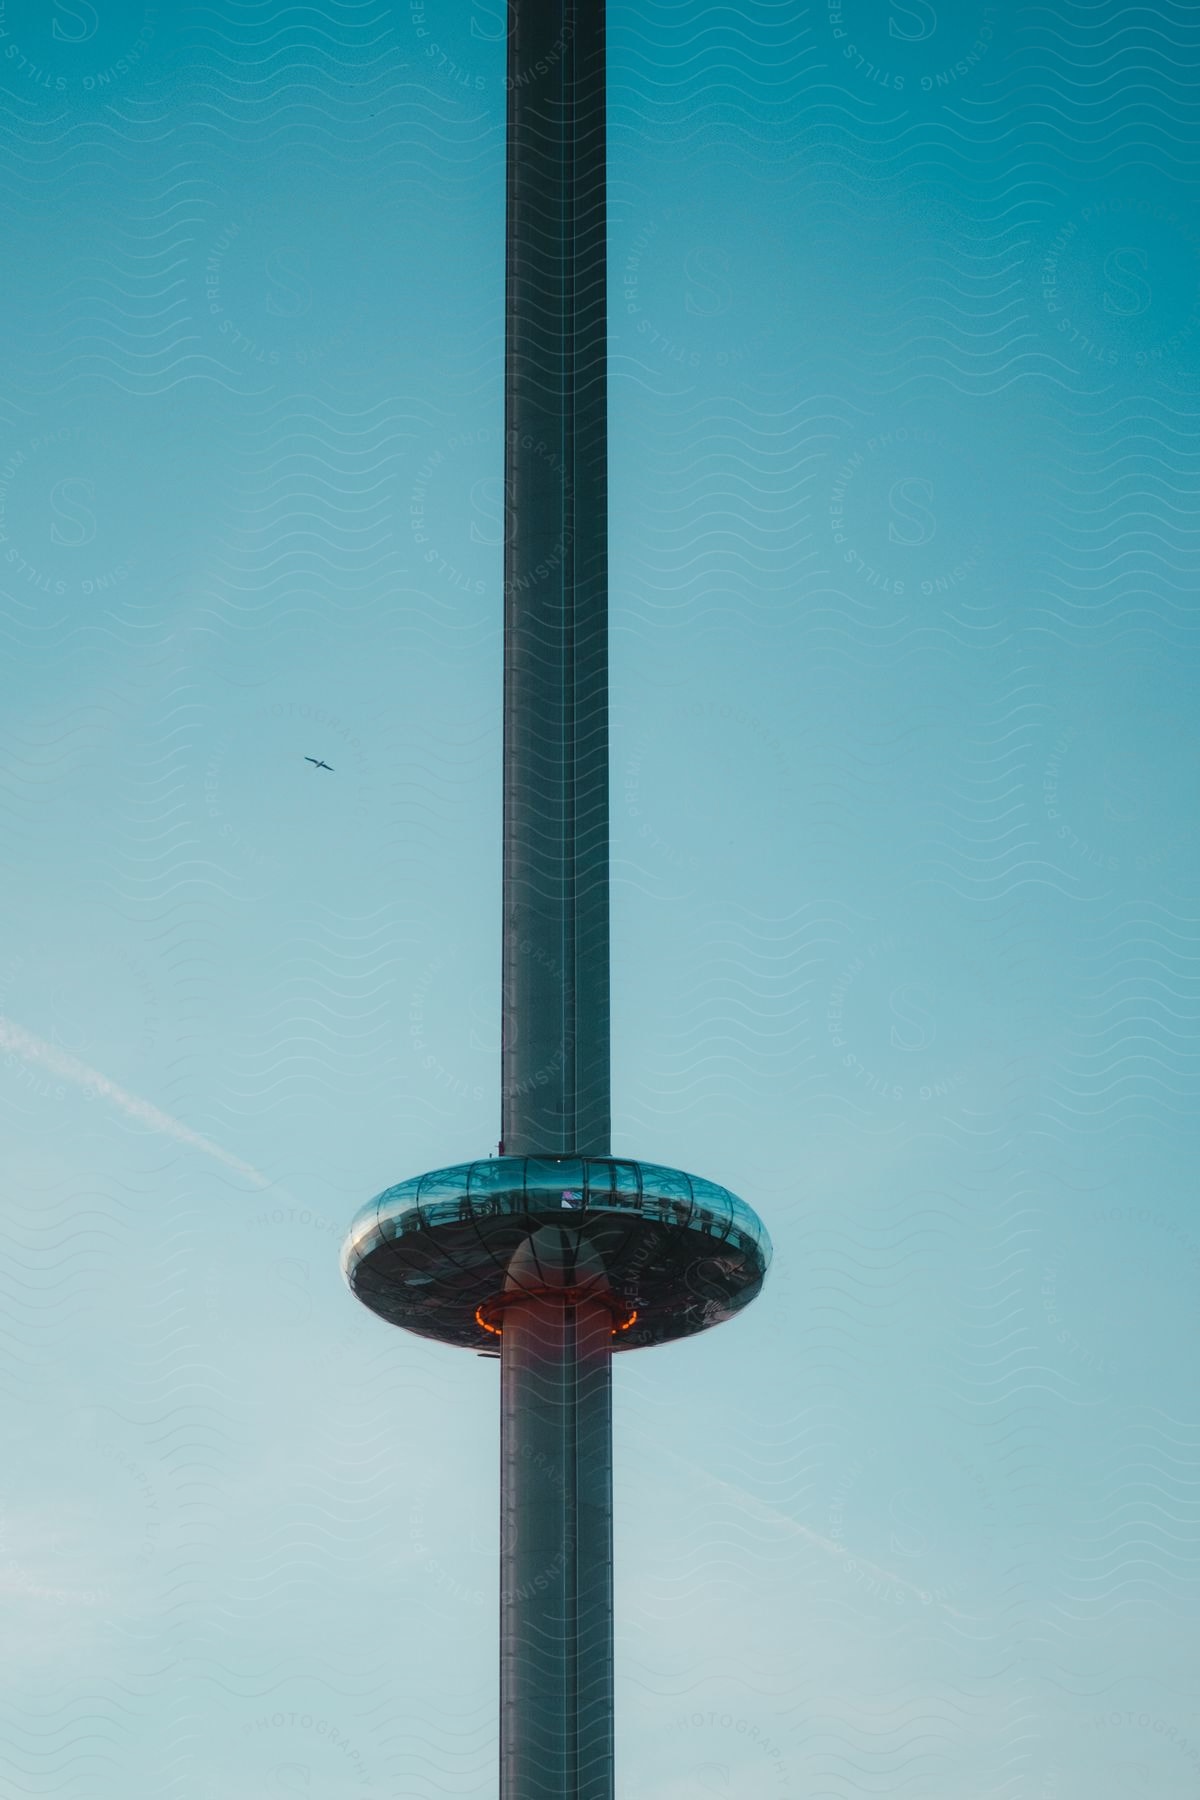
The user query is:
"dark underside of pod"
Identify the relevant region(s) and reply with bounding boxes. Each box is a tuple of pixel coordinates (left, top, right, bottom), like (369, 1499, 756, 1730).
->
(348, 1208, 767, 1353)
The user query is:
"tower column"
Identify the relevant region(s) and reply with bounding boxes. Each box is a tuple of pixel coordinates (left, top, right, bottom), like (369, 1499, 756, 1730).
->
(500, 0, 613, 1789)
(501, 0, 609, 1160)
(499, 1230, 615, 1800)
(343, 0, 767, 1791)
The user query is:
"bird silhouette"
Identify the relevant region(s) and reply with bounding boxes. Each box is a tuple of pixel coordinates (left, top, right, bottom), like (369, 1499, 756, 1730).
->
(304, 757, 334, 771)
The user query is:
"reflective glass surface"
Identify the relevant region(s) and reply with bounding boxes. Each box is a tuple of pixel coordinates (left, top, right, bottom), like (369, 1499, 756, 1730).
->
(341, 1155, 770, 1352)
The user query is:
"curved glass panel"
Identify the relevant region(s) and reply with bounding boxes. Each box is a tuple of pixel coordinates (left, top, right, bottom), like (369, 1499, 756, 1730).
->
(725, 1190, 762, 1242)
(600, 1160, 642, 1209)
(371, 1178, 416, 1243)
(340, 1198, 384, 1278)
(643, 1163, 693, 1202)
(520, 1157, 583, 1206)
(634, 1161, 691, 1227)
(466, 1159, 525, 1213)
(695, 1179, 736, 1241)
(416, 1164, 472, 1218)
(343, 1154, 770, 1352)
(357, 1158, 770, 1261)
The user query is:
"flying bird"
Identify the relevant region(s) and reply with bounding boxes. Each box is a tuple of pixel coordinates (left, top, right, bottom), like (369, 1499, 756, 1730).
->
(305, 757, 334, 771)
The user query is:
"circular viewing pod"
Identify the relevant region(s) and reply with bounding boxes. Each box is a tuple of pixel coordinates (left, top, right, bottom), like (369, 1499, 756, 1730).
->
(342, 1156, 771, 1353)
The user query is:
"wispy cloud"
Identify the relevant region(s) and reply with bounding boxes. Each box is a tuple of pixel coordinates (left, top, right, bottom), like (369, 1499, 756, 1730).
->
(652, 1440, 971, 1620)
(0, 1015, 271, 1188)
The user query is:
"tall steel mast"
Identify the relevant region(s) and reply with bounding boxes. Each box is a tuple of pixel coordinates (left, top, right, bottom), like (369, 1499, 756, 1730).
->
(500, 6, 613, 1794)
(501, 0, 610, 1162)
(341, 9, 770, 1798)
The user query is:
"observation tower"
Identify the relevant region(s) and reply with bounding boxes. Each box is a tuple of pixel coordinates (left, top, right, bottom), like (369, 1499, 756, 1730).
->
(341, 4, 772, 1797)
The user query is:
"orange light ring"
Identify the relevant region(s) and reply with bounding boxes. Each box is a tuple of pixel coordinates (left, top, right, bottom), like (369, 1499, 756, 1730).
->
(475, 1287, 639, 1339)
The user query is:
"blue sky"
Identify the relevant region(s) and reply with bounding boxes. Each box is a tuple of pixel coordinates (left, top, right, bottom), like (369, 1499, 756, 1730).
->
(2, 1, 1199, 1796)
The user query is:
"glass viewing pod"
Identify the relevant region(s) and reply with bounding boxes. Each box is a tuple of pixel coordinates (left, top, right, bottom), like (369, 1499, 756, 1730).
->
(342, 1156, 772, 1355)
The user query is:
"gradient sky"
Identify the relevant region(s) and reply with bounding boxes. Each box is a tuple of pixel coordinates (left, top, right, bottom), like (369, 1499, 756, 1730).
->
(2, 2, 1199, 1796)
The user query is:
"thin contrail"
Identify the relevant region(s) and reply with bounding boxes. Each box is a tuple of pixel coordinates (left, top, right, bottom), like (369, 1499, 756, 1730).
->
(0, 1014, 271, 1188)
(651, 1439, 972, 1620)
